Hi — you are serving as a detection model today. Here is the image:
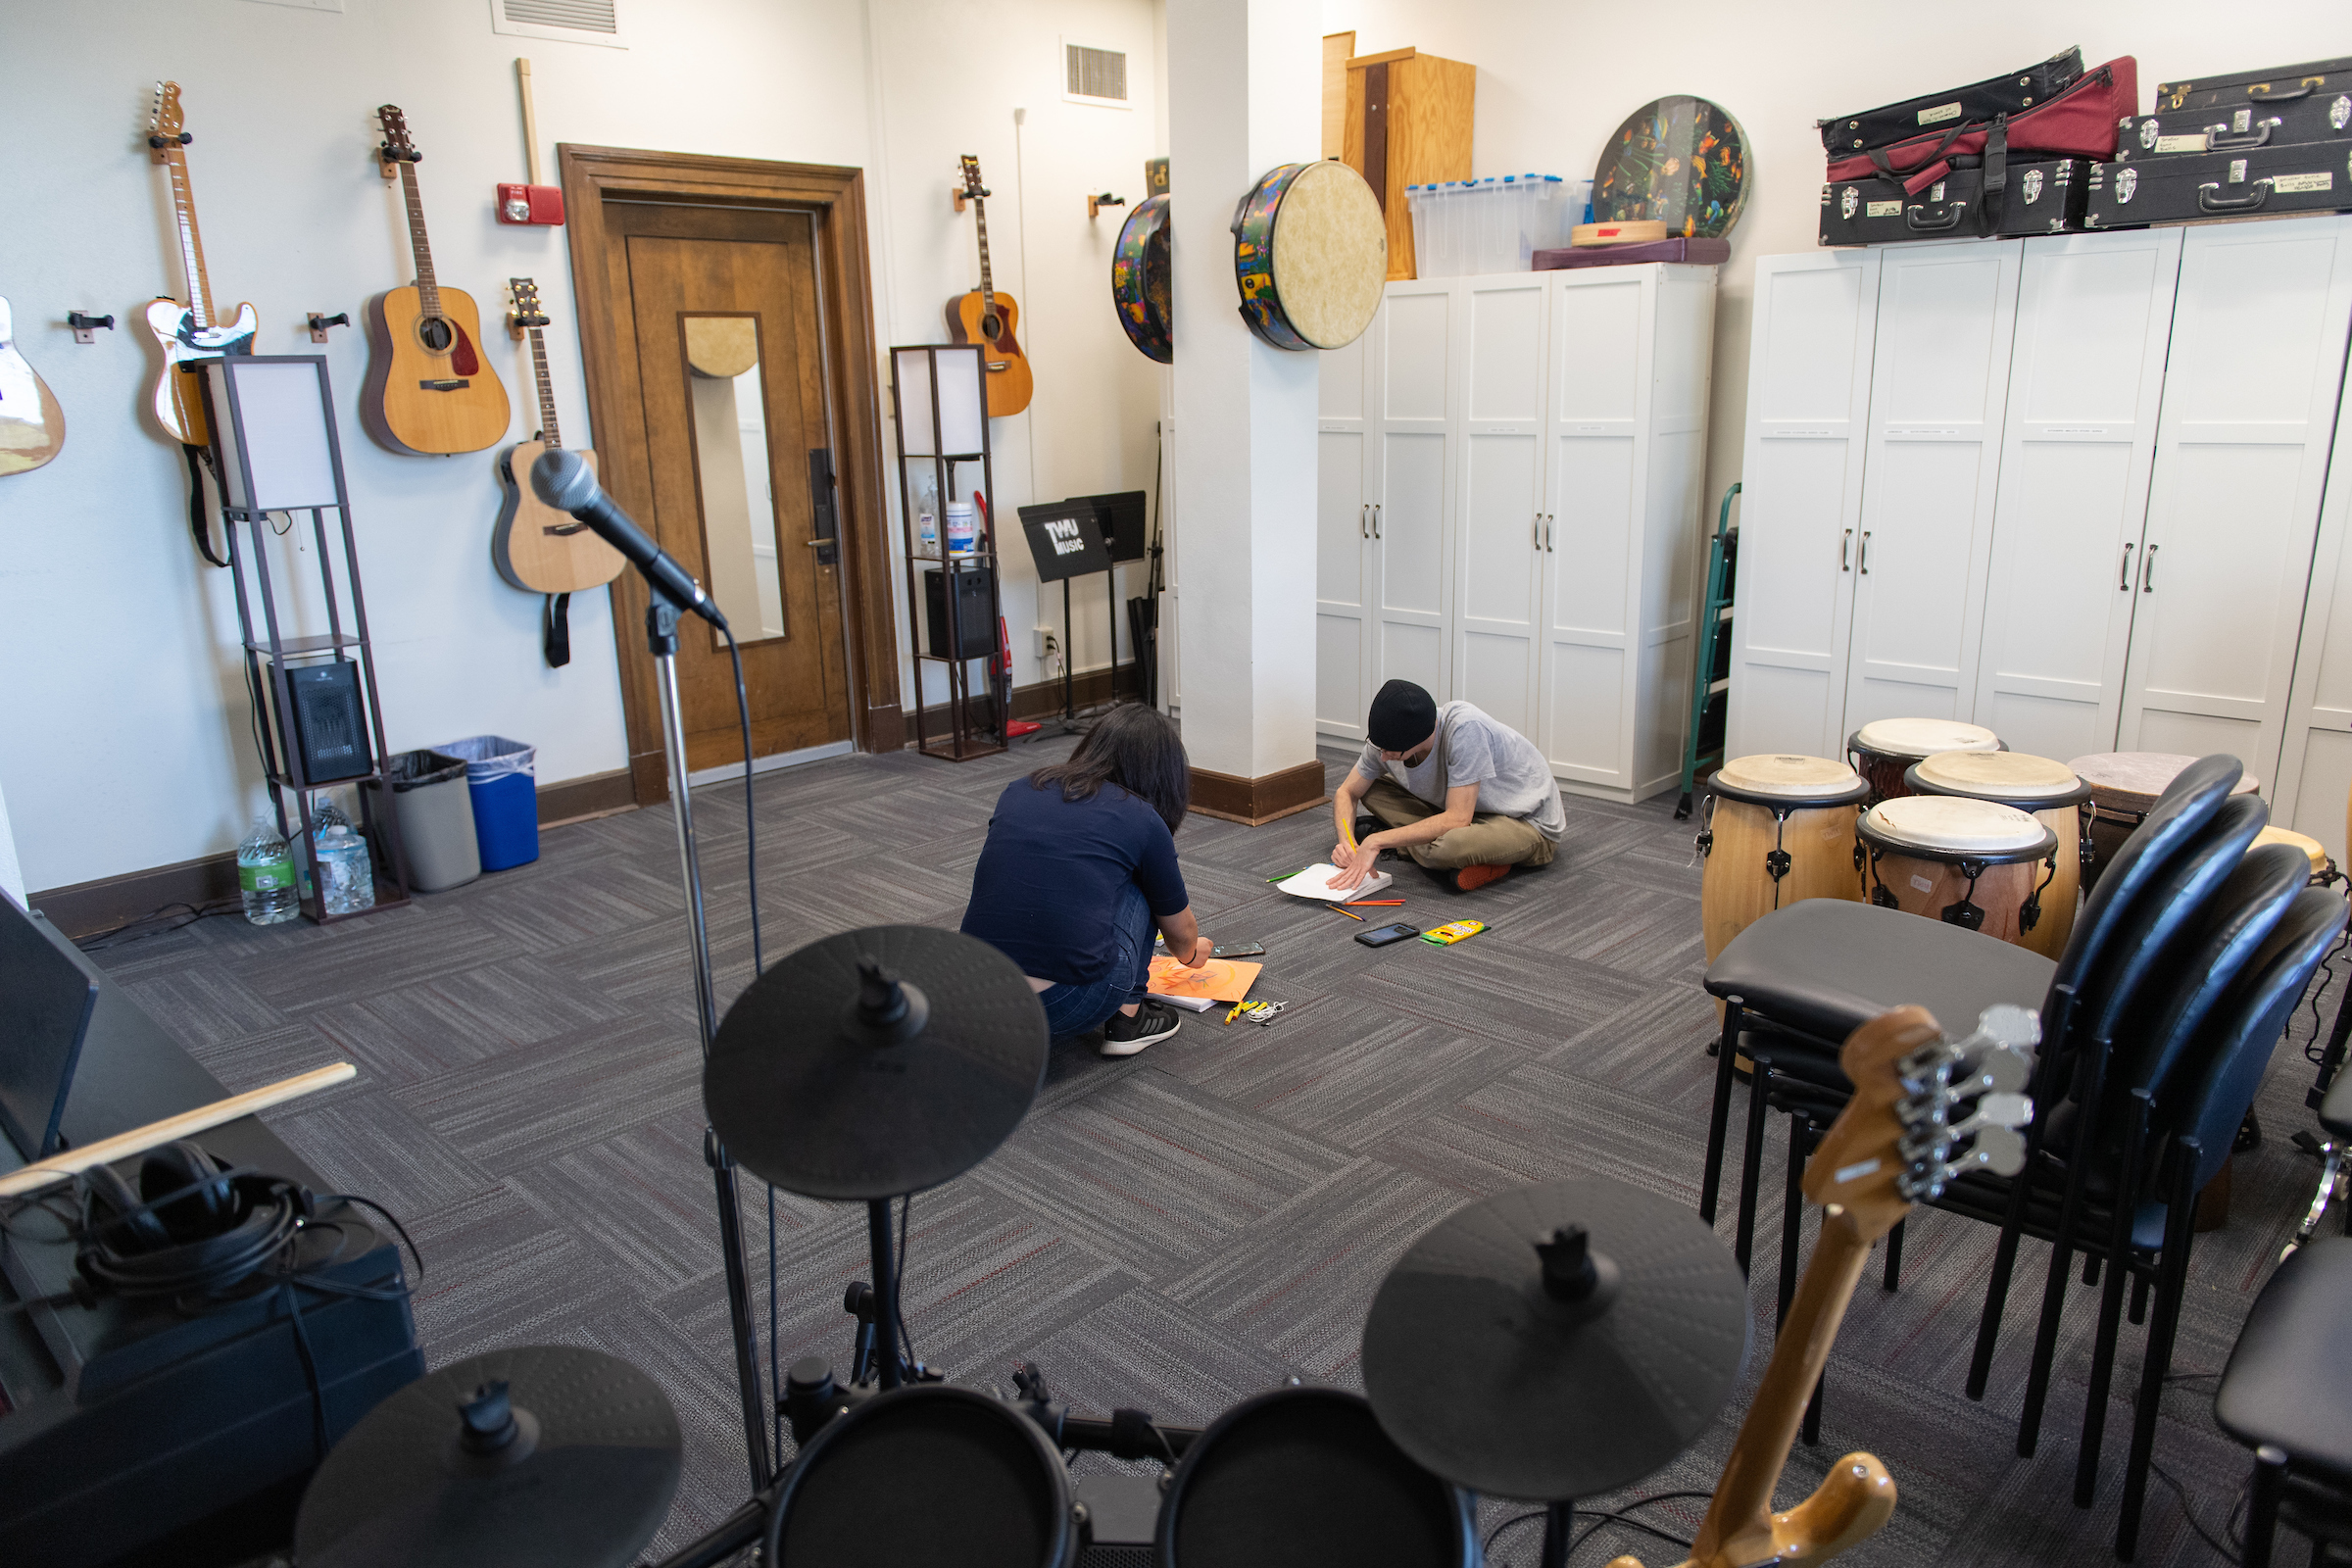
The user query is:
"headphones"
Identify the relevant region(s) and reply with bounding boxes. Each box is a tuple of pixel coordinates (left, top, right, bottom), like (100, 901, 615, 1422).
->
(77, 1141, 313, 1304)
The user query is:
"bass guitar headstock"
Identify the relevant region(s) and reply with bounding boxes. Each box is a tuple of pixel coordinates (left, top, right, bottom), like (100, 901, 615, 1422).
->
(957, 154, 989, 203)
(1806, 1004, 2037, 1241)
(148, 81, 192, 164)
(508, 277, 550, 336)
(377, 104, 421, 169)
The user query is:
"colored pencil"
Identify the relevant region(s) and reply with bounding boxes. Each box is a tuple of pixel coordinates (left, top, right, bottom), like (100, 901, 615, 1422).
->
(1342, 900, 1403, 906)
(1324, 903, 1366, 920)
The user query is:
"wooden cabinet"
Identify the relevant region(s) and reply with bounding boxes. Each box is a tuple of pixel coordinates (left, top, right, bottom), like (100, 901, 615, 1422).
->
(1319, 266, 1717, 802)
(1340, 47, 1474, 282)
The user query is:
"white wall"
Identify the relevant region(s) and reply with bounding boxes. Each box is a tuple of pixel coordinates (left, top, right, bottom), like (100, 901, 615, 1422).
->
(1321, 0, 2352, 532)
(0, 0, 1163, 895)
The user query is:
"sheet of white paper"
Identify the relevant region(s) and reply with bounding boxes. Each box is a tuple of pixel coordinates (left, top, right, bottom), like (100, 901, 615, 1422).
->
(1276, 863, 1394, 902)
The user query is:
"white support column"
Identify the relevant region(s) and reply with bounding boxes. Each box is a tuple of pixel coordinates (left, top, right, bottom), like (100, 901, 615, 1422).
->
(1167, 0, 1324, 821)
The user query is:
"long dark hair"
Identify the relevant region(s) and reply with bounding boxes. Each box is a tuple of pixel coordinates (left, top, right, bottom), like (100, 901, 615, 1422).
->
(1028, 706, 1190, 832)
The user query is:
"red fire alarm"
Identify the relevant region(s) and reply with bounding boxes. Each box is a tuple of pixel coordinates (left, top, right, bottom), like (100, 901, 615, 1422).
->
(497, 182, 565, 225)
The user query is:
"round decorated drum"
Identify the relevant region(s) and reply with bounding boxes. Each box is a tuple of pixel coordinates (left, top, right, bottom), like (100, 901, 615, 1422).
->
(1111, 194, 1172, 365)
(2251, 825, 2336, 886)
(1230, 161, 1387, 352)
(1847, 717, 2002, 805)
(1905, 752, 2092, 959)
(1858, 795, 2059, 948)
(1699, 757, 1869, 1017)
(2070, 752, 2262, 890)
(1592, 96, 1750, 239)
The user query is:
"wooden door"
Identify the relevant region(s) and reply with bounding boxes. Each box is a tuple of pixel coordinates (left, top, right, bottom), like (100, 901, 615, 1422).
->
(1316, 323, 1375, 740)
(612, 203, 853, 781)
(1369, 280, 1454, 706)
(1725, 250, 1881, 760)
(1453, 272, 1549, 740)
(2119, 217, 2352, 784)
(1841, 238, 2019, 733)
(1971, 228, 2180, 763)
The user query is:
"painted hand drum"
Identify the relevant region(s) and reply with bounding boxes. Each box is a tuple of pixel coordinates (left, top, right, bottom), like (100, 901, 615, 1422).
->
(1905, 750, 2092, 960)
(1699, 755, 1870, 974)
(1230, 160, 1387, 352)
(1858, 795, 2059, 947)
(1847, 716, 2001, 806)
(2251, 824, 2336, 887)
(2071, 752, 2261, 892)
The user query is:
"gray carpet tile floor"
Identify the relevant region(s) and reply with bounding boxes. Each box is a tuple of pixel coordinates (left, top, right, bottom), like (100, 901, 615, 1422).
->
(83, 734, 2351, 1566)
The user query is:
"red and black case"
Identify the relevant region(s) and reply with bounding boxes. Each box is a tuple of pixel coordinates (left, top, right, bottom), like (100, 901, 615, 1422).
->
(1824, 57, 2134, 196)
(2085, 144, 2352, 228)
(1820, 158, 2088, 246)
(1818, 49, 2083, 157)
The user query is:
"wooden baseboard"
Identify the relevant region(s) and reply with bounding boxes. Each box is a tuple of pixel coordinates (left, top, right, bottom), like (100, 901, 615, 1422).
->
(1187, 759, 1330, 826)
(904, 663, 1146, 748)
(30, 768, 640, 937)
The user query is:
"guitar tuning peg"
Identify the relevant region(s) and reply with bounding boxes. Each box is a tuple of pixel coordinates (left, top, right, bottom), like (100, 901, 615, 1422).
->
(1973, 1004, 2040, 1052)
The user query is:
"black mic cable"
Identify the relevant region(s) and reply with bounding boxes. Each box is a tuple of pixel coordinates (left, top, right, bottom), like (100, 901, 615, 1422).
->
(529, 447, 728, 630)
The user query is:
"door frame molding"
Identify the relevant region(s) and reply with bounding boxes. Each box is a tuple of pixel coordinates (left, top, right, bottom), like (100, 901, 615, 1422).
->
(560, 143, 900, 803)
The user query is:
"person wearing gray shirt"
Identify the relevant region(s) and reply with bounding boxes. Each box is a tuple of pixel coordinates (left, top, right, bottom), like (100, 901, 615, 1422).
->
(1329, 680, 1566, 894)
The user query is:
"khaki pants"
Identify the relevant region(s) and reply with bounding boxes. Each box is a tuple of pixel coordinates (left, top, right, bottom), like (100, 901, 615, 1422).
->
(1361, 779, 1557, 871)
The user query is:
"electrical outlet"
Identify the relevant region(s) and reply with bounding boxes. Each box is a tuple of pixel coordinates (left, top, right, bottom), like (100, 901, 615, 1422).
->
(1035, 627, 1055, 659)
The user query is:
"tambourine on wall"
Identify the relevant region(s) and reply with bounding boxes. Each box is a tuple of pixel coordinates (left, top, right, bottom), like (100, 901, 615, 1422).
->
(1108, 159, 1388, 363)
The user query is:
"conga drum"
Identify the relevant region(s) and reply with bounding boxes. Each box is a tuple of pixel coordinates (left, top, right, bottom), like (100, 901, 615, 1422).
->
(1857, 796, 2060, 947)
(2251, 825, 2337, 886)
(1904, 752, 2091, 960)
(2071, 753, 2261, 891)
(1847, 717, 2001, 805)
(1699, 756, 1870, 978)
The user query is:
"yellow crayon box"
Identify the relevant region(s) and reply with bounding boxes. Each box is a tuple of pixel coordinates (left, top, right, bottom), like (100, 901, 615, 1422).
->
(1420, 920, 1486, 947)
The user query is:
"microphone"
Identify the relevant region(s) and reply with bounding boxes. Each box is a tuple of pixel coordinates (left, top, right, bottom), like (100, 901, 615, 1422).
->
(530, 447, 727, 630)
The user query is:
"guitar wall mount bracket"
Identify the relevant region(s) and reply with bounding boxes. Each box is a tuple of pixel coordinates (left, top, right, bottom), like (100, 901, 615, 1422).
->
(307, 312, 350, 345)
(1088, 192, 1127, 220)
(67, 312, 115, 345)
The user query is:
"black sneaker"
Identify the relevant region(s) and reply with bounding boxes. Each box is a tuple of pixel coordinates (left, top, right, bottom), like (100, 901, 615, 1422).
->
(1101, 1001, 1183, 1056)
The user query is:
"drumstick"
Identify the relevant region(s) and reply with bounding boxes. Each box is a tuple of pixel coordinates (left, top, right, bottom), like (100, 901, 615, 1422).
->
(0, 1062, 357, 1199)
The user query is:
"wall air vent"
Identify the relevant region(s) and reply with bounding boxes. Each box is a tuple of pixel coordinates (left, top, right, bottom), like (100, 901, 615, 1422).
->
(491, 0, 626, 48)
(1064, 42, 1130, 108)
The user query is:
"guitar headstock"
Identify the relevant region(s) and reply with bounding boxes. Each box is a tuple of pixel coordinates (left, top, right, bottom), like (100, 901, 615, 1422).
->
(1805, 1004, 2036, 1242)
(377, 104, 420, 167)
(957, 155, 989, 202)
(509, 277, 550, 335)
(148, 81, 190, 164)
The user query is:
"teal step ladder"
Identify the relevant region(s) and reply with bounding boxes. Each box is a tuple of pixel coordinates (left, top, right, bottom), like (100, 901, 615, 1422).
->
(1673, 483, 1739, 820)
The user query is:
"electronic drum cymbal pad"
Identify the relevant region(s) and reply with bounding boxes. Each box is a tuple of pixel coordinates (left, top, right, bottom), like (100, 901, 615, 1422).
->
(705, 925, 1051, 1200)
(1360, 1178, 1750, 1501)
(294, 1346, 683, 1568)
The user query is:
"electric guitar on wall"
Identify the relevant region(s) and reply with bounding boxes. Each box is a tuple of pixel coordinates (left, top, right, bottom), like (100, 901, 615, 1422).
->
(0, 296, 66, 477)
(142, 82, 258, 448)
(946, 155, 1034, 417)
(361, 105, 510, 456)
(1604, 1004, 2035, 1568)
(492, 277, 620, 594)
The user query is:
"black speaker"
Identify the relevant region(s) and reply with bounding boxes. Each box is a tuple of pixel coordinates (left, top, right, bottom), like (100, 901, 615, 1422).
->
(282, 662, 374, 784)
(924, 566, 996, 661)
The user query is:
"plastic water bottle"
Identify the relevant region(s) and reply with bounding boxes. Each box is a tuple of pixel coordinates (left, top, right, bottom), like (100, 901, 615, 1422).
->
(912, 468, 941, 555)
(237, 815, 300, 926)
(311, 797, 376, 916)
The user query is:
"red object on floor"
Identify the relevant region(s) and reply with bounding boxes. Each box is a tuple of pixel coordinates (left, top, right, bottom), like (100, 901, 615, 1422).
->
(1006, 719, 1043, 737)
(1452, 863, 1511, 893)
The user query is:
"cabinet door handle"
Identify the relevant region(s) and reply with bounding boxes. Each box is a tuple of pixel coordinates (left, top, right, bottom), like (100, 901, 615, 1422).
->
(1535, 514, 1544, 550)
(1373, 505, 1381, 540)
(1545, 514, 1555, 553)
(1360, 504, 1369, 540)
(1841, 529, 1852, 571)
(2118, 542, 2134, 591)
(1859, 530, 1872, 574)
(2141, 543, 2157, 592)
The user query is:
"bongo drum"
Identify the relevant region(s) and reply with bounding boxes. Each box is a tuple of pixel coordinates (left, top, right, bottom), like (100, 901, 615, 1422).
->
(1846, 717, 2001, 806)
(1698, 756, 1870, 978)
(1230, 161, 1387, 352)
(1905, 751, 2092, 960)
(2071, 753, 2262, 891)
(1857, 796, 2060, 947)
(2251, 824, 2337, 886)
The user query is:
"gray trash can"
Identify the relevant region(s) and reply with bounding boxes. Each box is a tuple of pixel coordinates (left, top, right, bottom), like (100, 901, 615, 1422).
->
(365, 750, 480, 893)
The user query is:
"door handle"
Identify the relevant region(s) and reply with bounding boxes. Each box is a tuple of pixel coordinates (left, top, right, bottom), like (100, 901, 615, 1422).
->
(1360, 504, 1368, 540)
(2118, 542, 2134, 591)
(1858, 530, 1872, 574)
(1372, 505, 1381, 539)
(2141, 543, 2157, 592)
(1535, 514, 1544, 550)
(1841, 528, 1852, 571)
(1544, 514, 1554, 553)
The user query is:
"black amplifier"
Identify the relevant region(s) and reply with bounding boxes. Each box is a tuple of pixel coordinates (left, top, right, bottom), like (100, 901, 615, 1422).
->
(2087, 145, 2352, 228)
(924, 564, 996, 662)
(1820, 158, 2088, 246)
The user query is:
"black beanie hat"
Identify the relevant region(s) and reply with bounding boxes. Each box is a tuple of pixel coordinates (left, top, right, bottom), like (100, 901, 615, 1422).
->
(1366, 680, 1438, 751)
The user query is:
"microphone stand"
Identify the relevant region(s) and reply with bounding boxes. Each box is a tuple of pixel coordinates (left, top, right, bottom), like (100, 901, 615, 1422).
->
(646, 592, 772, 1491)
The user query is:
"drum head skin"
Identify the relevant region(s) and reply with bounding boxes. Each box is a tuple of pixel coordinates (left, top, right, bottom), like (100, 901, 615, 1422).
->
(2070, 751, 2262, 814)
(1233, 162, 1387, 352)
(1112, 195, 1172, 364)
(1852, 717, 2001, 760)
(1908, 751, 2088, 806)
(1863, 796, 2053, 858)
(1159, 1387, 1472, 1568)
(1592, 96, 1749, 238)
(2252, 825, 2330, 878)
(1712, 755, 1868, 808)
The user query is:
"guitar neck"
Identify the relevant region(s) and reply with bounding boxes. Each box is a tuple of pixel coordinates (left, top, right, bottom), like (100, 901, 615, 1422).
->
(394, 160, 443, 318)
(163, 150, 215, 327)
(1688, 1209, 1875, 1564)
(526, 326, 561, 447)
(973, 198, 995, 309)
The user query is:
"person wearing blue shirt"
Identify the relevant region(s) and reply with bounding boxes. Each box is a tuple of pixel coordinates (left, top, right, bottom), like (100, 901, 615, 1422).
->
(961, 706, 1211, 1055)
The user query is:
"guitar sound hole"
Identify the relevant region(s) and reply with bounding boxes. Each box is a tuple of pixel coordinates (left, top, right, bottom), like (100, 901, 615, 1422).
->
(416, 316, 455, 353)
(979, 315, 1001, 341)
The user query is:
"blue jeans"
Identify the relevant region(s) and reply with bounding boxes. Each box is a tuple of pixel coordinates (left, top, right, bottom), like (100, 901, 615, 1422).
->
(1038, 881, 1156, 1039)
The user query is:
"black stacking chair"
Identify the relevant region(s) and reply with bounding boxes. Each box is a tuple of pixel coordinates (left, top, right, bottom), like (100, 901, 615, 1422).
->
(2215, 1236, 2352, 1567)
(2285, 1067, 2352, 1256)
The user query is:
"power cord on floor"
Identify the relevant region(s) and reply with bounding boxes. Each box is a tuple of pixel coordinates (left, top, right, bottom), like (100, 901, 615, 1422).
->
(74, 898, 245, 951)
(2146, 1454, 2244, 1563)
(1483, 1491, 1708, 1566)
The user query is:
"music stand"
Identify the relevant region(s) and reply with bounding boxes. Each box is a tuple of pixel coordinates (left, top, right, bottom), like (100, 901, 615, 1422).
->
(1017, 501, 1119, 732)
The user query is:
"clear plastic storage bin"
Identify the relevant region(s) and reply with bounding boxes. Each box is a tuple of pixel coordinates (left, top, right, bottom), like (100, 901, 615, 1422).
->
(1410, 176, 1582, 276)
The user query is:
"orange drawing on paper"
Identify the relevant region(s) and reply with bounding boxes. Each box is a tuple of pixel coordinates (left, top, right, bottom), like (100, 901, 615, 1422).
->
(1148, 957, 1262, 1004)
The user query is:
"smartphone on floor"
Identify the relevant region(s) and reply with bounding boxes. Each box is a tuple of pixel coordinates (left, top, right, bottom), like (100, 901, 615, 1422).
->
(1213, 942, 1266, 957)
(1354, 922, 1420, 949)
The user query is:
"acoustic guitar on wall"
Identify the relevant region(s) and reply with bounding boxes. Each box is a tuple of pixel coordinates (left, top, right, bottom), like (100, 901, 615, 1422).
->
(1604, 1003, 2035, 1568)
(0, 296, 66, 477)
(141, 81, 258, 448)
(946, 155, 1033, 417)
(362, 105, 510, 457)
(492, 277, 620, 595)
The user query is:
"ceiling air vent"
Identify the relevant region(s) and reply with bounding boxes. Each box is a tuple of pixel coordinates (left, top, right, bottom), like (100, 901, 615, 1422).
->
(491, 0, 626, 48)
(1064, 42, 1129, 108)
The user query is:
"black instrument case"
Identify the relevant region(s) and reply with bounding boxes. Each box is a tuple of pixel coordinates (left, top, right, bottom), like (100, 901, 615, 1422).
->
(2086, 144, 2352, 228)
